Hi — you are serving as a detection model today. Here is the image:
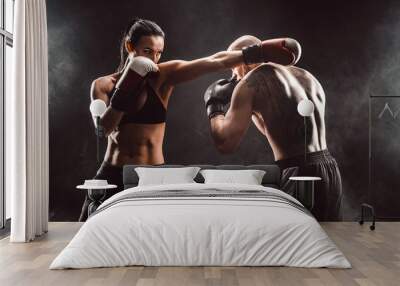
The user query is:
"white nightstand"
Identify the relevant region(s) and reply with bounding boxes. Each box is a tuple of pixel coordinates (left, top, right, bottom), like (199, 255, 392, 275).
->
(289, 176, 321, 210)
(77, 183, 117, 216)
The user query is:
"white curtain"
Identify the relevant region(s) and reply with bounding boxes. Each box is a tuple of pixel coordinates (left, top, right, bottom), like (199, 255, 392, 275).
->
(7, 0, 49, 242)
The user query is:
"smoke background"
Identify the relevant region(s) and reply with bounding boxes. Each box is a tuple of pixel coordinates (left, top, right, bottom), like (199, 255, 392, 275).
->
(47, 0, 400, 221)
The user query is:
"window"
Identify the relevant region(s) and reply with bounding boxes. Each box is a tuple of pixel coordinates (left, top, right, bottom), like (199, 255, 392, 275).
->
(1, 0, 14, 230)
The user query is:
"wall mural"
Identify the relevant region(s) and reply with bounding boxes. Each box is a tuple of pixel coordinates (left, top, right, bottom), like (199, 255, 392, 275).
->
(47, 0, 399, 221)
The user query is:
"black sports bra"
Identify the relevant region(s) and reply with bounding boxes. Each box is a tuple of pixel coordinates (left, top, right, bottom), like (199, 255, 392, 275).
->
(108, 83, 166, 125)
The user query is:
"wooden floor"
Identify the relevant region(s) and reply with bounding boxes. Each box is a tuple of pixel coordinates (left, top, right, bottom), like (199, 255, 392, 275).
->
(0, 222, 399, 286)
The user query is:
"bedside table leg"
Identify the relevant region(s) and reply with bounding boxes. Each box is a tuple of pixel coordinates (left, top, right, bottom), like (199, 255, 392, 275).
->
(296, 181, 315, 211)
(310, 182, 315, 210)
(88, 201, 100, 217)
(87, 189, 107, 217)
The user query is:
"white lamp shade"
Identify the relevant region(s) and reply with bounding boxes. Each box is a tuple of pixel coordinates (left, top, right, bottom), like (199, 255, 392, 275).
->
(297, 99, 315, 117)
(90, 99, 107, 117)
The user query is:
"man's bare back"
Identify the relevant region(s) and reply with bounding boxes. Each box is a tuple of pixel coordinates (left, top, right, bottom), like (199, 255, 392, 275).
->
(243, 63, 327, 161)
(205, 37, 343, 220)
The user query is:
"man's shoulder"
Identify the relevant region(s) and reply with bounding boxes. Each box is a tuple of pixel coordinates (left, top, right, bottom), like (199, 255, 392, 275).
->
(245, 63, 281, 79)
(241, 63, 276, 87)
(248, 63, 320, 87)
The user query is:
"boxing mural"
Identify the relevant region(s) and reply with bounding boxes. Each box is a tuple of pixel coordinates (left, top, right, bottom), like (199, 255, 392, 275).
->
(80, 18, 343, 222)
(80, 18, 307, 221)
(48, 1, 400, 222)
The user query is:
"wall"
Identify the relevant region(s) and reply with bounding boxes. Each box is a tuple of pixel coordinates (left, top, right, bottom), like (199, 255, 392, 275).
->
(47, 0, 398, 221)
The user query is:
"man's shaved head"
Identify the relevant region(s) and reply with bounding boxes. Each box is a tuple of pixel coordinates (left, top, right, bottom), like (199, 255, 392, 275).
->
(228, 35, 262, 51)
(228, 35, 262, 79)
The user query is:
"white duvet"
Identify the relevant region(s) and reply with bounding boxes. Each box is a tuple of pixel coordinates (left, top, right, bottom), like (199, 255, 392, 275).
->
(50, 183, 351, 269)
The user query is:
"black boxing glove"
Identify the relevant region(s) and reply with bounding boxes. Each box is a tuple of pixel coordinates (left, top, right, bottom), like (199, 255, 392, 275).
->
(242, 38, 302, 66)
(110, 56, 159, 113)
(204, 76, 239, 119)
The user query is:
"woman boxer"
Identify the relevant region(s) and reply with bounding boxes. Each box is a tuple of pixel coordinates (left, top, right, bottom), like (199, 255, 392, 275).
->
(79, 18, 301, 221)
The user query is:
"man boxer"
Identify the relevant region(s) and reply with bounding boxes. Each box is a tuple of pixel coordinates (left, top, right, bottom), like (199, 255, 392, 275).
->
(203, 35, 343, 221)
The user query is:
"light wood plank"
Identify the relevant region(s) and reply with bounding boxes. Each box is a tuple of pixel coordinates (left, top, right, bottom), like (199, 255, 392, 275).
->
(0, 222, 399, 286)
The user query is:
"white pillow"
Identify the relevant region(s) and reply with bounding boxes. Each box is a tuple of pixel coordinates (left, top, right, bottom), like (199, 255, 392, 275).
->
(135, 167, 201, 186)
(200, 169, 266, 185)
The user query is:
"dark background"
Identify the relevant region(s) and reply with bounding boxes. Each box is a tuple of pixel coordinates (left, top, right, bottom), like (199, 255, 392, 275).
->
(47, 0, 400, 221)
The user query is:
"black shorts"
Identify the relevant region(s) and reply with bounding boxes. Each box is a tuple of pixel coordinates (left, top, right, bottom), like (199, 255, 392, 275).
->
(276, 149, 343, 221)
(78, 161, 124, 222)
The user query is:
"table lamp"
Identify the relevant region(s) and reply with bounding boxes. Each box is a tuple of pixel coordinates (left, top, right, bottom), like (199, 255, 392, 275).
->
(297, 99, 315, 164)
(89, 99, 107, 163)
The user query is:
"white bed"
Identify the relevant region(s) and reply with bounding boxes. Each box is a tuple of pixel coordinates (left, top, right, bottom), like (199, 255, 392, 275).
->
(50, 183, 351, 269)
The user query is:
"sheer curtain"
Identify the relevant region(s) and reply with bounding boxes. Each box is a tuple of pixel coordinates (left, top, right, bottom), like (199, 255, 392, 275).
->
(7, 0, 49, 242)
